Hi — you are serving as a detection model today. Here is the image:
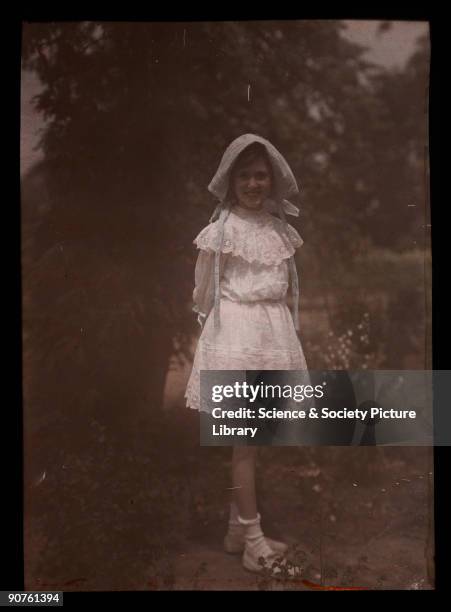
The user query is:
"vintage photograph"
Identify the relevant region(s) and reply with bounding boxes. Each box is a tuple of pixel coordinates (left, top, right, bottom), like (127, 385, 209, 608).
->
(21, 19, 432, 590)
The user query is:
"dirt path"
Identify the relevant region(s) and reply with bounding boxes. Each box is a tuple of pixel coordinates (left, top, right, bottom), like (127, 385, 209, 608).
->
(169, 451, 433, 591)
(160, 357, 433, 590)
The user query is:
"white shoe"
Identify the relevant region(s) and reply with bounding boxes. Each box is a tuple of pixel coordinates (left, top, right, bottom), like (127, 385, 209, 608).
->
(224, 530, 288, 555)
(242, 542, 303, 579)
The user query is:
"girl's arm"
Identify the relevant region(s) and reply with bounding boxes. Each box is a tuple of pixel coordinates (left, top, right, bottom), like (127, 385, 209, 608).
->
(193, 250, 228, 328)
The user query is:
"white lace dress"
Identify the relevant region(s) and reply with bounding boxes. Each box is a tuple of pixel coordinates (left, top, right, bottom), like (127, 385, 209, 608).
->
(185, 204, 308, 412)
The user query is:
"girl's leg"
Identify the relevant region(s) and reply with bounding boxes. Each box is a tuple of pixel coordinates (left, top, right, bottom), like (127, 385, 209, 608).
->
(231, 446, 258, 519)
(227, 446, 298, 575)
(229, 446, 300, 575)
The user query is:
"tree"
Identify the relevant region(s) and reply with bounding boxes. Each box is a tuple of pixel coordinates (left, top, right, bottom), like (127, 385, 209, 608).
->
(22, 21, 429, 442)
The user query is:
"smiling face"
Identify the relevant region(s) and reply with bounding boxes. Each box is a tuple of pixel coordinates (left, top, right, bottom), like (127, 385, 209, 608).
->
(232, 156, 273, 210)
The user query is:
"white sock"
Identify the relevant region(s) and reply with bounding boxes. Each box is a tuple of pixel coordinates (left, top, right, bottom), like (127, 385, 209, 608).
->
(238, 513, 274, 559)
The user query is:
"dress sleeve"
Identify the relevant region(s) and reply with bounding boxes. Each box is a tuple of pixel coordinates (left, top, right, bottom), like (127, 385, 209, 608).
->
(192, 250, 228, 327)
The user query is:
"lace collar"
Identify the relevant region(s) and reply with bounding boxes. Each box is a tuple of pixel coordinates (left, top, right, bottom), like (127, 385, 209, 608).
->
(194, 208, 303, 266)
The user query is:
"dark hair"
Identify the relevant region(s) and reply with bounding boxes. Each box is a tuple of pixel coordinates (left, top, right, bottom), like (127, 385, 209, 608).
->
(226, 142, 274, 202)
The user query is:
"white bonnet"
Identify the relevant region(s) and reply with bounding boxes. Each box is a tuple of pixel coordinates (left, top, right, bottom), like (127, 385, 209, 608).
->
(208, 133, 300, 217)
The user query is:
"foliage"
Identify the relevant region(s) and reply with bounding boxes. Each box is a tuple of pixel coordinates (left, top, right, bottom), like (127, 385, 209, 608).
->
(22, 21, 429, 412)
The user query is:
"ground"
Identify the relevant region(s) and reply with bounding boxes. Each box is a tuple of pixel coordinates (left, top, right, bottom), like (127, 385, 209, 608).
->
(24, 434, 434, 591)
(24, 356, 434, 592)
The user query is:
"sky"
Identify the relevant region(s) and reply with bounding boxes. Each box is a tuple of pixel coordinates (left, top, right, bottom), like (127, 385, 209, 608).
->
(342, 20, 428, 68)
(20, 20, 430, 177)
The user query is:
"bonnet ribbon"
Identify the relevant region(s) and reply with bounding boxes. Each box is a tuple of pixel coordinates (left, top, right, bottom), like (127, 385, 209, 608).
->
(213, 203, 231, 332)
(277, 200, 300, 332)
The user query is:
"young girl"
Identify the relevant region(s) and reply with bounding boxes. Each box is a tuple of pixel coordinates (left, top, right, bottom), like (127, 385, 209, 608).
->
(185, 134, 308, 577)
